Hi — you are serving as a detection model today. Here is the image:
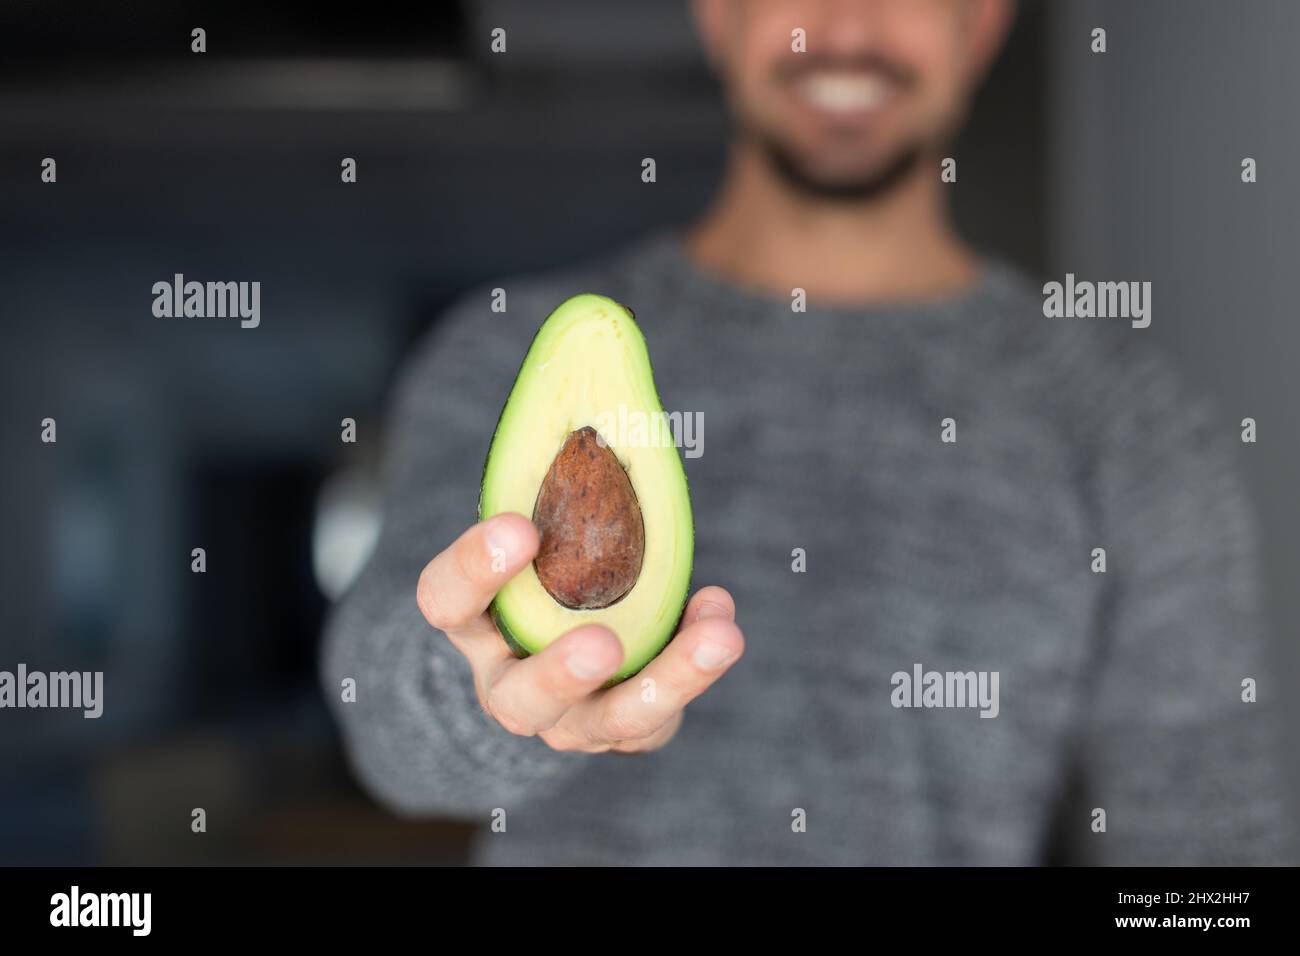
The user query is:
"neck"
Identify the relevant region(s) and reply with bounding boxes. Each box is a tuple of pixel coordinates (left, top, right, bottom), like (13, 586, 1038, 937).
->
(686, 142, 979, 305)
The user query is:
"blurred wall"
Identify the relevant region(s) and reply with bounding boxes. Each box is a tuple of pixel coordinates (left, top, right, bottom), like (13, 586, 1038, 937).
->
(1048, 0, 1299, 830)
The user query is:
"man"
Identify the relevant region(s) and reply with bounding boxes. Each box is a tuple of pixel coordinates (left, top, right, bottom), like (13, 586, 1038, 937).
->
(322, 0, 1289, 864)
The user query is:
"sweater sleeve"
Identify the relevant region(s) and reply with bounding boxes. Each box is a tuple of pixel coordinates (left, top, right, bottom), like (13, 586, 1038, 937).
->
(1061, 344, 1293, 864)
(320, 294, 591, 819)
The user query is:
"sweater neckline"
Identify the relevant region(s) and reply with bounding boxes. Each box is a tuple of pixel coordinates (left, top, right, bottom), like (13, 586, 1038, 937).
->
(627, 229, 1024, 330)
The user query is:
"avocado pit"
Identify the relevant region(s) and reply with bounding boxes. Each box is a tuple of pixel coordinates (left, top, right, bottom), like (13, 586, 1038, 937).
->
(532, 426, 645, 609)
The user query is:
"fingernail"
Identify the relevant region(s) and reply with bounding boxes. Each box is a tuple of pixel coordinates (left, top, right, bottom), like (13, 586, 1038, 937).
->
(694, 601, 730, 622)
(693, 638, 738, 671)
(484, 517, 519, 572)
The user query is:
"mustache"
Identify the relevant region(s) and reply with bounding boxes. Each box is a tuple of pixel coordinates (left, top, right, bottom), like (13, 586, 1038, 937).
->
(774, 54, 919, 89)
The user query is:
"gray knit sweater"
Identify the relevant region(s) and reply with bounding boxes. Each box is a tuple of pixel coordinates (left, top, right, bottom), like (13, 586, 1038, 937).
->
(322, 234, 1291, 865)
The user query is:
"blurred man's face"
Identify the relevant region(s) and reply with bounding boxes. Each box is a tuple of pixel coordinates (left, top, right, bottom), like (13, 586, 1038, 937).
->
(694, 0, 1011, 198)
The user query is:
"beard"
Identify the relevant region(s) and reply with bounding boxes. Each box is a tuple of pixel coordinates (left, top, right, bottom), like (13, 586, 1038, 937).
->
(754, 128, 926, 202)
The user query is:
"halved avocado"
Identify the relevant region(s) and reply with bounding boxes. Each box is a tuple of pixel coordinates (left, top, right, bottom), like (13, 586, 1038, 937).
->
(478, 294, 694, 683)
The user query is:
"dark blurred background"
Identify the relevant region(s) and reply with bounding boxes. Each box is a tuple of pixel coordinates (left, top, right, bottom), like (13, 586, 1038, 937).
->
(0, 0, 1294, 864)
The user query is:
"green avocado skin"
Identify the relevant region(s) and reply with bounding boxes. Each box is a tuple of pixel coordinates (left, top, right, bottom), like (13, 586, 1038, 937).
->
(490, 604, 530, 660)
(478, 294, 693, 686)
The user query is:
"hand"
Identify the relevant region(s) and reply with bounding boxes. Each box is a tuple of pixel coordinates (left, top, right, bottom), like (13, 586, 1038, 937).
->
(416, 512, 744, 753)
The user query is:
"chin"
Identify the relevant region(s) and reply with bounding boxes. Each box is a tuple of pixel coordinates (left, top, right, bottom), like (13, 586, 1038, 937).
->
(764, 137, 923, 201)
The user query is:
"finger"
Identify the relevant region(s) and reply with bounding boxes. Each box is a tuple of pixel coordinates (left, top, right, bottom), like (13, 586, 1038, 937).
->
(611, 710, 683, 754)
(444, 612, 515, 709)
(563, 597, 744, 746)
(417, 514, 539, 698)
(483, 624, 624, 737)
(417, 513, 538, 637)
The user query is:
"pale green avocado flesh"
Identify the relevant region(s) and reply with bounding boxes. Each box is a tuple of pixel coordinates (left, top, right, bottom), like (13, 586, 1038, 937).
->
(478, 294, 694, 683)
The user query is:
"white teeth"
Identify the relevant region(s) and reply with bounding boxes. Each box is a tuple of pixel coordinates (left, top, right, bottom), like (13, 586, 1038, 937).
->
(800, 73, 889, 113)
